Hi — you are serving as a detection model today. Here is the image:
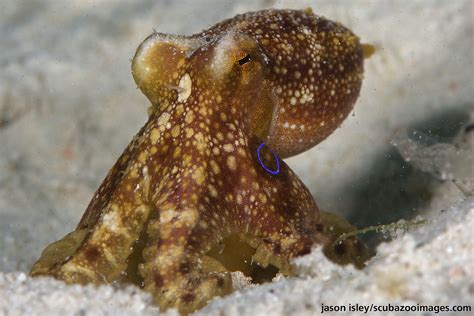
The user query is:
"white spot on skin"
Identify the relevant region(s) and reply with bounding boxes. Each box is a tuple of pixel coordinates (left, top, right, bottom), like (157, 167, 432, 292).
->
(208, 184, 218, 197)
(102, 212, 121, 233)
(223, 144, 234, 152)
(62, 263, 96, 278)
(150, 129, 160, 144)
(178, 73, 192, 102)
(158, 112, 171, 126)
(227, 156, 237, 171)
(171, 125, 181, 138)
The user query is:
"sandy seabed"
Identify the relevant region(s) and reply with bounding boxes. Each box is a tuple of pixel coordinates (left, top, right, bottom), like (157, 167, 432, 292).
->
(1, 0, 473, 315)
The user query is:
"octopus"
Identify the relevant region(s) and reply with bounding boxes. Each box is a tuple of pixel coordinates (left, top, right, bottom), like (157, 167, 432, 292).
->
(30, 8, 372, 314)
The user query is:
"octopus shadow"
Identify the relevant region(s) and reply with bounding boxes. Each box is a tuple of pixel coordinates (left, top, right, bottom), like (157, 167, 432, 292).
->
(341, 106, 471, 249)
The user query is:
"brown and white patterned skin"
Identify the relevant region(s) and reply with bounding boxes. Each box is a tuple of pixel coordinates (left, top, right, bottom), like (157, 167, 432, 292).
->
(30, 9, 367, 314)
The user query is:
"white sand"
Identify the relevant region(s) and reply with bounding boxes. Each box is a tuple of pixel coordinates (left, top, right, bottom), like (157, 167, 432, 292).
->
(1, 0, 473, 315)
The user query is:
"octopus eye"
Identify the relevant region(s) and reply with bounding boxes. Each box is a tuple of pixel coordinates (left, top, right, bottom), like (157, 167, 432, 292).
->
(238, 54, 252, 65)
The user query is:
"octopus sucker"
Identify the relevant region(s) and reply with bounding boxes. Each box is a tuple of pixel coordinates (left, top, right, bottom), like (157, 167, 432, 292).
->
(31, 8, 370, 314)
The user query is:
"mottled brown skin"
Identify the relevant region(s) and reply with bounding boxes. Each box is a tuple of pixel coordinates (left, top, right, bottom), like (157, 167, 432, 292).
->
(198, 9, 365, 157)
(30, 9, 368, 314)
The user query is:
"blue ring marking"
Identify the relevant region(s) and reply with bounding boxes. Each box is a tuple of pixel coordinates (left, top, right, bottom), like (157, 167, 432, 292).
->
(257, 143, 280, 175)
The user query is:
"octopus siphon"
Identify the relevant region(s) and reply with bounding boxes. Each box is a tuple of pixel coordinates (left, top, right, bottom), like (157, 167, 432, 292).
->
(30, 8, 372, 314)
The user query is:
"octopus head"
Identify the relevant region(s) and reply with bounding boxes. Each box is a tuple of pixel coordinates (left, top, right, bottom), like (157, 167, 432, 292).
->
(132, 9, 369, 157)
(131, 31, 273, 138)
